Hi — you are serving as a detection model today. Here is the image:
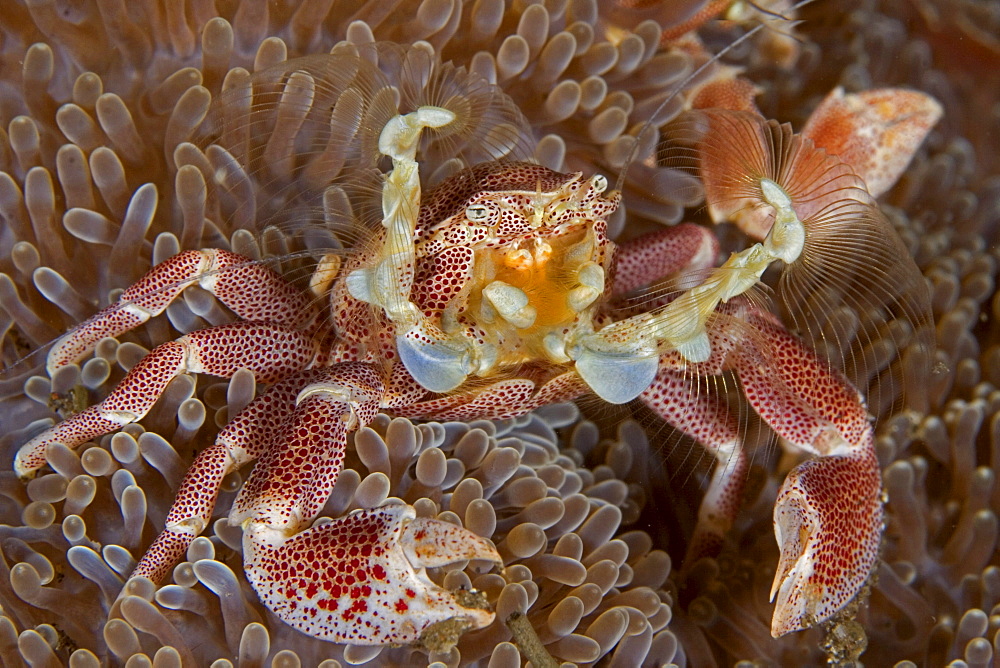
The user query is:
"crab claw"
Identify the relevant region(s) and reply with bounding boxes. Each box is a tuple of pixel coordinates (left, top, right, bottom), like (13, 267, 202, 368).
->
(802, 87, 943, 198)
(242, 504, 501, 646)
(770, 444, 883, 637)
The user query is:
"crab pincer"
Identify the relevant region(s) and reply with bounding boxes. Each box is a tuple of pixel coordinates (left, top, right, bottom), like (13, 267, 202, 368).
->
(664, 89, 938, 635)
(770, 439, 883, 636)
(735, 310, 885, 636)
(242, 505, 500, 645)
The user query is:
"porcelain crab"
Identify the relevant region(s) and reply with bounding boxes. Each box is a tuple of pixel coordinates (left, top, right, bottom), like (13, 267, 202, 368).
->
(13, 45, 940, 646)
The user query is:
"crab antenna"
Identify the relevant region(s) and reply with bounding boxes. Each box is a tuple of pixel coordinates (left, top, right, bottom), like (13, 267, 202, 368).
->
(613, 0, 814, 194)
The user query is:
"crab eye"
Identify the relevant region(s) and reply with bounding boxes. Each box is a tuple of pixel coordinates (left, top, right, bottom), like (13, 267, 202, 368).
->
(591, 174, 608, 194)
(465, 204, 491, 221)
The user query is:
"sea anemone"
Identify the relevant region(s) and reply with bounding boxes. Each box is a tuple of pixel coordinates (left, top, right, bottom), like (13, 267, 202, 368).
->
(0, 1, 706, 664)
(0, 0, 995, 666)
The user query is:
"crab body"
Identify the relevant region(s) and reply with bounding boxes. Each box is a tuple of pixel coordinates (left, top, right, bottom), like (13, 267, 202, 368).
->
(13, 50, 941, 650)
(336, 162, 617, 388)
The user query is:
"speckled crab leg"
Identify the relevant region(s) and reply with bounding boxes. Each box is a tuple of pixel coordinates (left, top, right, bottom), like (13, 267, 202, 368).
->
(129, 370, 324, 583)
(226, 362, 501, 644)
(122, 362, 501, 644)
(15, 320, 322, 477)
(640, 367, 749, 565)
(396, 370, 590, 422)
(734, 310, 882, 638)
(45, 248, 316, 374)
(611, 223, 719, 298)
(615, 226, 749, 562)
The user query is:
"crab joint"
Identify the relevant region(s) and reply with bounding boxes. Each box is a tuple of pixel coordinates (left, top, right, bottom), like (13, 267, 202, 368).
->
(348, 106, 458, 327)
(652, 177, 806, 362)
(564, 315, 660, 404)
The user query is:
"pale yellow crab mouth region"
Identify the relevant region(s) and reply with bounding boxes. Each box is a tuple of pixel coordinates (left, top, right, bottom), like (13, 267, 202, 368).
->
(464, 225, 604, 363)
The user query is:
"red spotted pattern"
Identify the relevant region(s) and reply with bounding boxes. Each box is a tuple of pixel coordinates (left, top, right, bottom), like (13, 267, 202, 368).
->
(801, 88, 943, 198)
(612, 223, 719, 297)
(771, 444, 882, 636)
(46, 249, 317, 371)
(244, 507, 401, 642)
(14, 104, 931, 646)
(243, 505, 496, 643)
(413, 246, 475, 314)
(640, 367, 747, 563)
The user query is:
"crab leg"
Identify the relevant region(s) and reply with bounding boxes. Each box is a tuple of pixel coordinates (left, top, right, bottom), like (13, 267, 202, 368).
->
(122, 362, 501, 643)
(46, 249, 316, 374)
(639, 367, 748, 564)
(397, 370, 589, 422)
(735, 311, 882, 637)
(129, 371, 324, 582)
(612, 223, 719, 297)
(227, 362, 500, 644)
(15, 321, 321, 477)
(614, 230, 749, 562)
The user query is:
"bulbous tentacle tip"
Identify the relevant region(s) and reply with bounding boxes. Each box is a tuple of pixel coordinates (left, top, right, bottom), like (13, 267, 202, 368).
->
(768, 451, 884, 638)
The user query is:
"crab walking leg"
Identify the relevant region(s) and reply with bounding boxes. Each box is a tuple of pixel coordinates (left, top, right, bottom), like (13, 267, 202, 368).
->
(229, 363, 501, 644)
(46, 249, 316, 373)
(15, 321, 321, 477)
(612, 223, 719, 297)
(129, 371, 330, 583)
(639, 367, 748, 564)
(614, 227, 748, 560)
(397, 370, 589, 422)
(735, 312, 882, 637)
